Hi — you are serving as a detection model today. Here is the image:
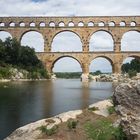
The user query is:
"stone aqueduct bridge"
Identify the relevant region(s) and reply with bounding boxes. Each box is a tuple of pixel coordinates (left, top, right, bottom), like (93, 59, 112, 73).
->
(0, 16, 140, 75)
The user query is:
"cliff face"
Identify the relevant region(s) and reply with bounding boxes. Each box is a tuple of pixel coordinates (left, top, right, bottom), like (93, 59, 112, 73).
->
(113, 82, 140, 140)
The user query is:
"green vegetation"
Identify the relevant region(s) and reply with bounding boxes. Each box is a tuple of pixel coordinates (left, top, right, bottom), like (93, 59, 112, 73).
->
(84, 120, 126, 140)
(39, 125, 58, 136)
(67, 119, 78, 130)
(122, 58, 140, 77)
(0, 37, 49, 79)
(88, 106, 99, 111)
(107, 106, 115, 115)
(55, 72, 82, 79)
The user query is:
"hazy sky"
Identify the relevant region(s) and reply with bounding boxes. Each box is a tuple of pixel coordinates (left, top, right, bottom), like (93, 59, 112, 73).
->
(0, 0, 140, 72)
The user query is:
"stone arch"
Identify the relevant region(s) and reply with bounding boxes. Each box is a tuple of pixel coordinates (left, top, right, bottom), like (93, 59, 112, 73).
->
(19, 22, 25, 27)
(89, 56, 113, 73)
(108, 21, 115, 26)
(88, 21, 94, 27)
(89, 30, 114, 51)
(49, 21, 55, 27)
(121, 30, 140, 51)
(0, 30, 12, 41)
(9, 22, 15, 27)
(39, 22, 45, 27)
(68, 21, 74, 27)
(20, 30, 44, 52)
(130, 21, 136, 27)
(98, 21, 105, 27)
(78, 21, 84, 27)
(51, 56, 82, 72)
(51, 30, 83, 52)
(0, 22, 5, 27)
(58, 21, 65, 27)
(120, 21, 126, 26)
(29, 22, 36, 27)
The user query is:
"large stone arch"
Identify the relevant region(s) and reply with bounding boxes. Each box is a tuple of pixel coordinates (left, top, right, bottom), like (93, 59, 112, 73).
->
(51, 55, 83, 72)
(20, 30, 45, 52)
(121, 30, 140, 51)
(51, 30, 83, 52)
(89, 30, 114, 52)
(0, 30, 12, 41)
(89, 56, 114, 73)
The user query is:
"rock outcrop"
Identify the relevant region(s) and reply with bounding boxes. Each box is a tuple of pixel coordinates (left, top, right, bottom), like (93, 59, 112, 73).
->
(113, 82, 140, 140)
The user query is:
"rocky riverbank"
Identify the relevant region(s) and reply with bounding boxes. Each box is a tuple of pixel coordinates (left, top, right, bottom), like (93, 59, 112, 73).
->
(5, 99, 116, 140)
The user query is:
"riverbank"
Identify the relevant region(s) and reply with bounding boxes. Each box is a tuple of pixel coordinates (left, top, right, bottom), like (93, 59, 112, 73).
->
(4, 99, 120, 140)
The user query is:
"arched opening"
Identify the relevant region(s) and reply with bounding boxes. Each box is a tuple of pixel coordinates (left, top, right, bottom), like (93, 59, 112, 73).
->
(109, 21, 115, 27)
(121, 31, 140, 51)
(121, 56, 140, 74)
(89, 31, 114, 51)
(58, 22, 65, 27)
(88, 22, 94, 27)
(51, 31, 82, 52)
(120, 21, 126, 26)
(19, 22, 25, 27)
(52, 57, 82, 78)
(130, 21, 136, 27)
(68, 21, 74, 27)
(98, 22, 105, 27)
(21, 31, 44, 52)
(49, 22, 55, 27)
(78, 22, 84, 27)
(30, 22, 35, 27)
(39, 22, 45, 27)
(0, 31, 12, 41)
(0, 22, 5, 27)
(9, 22, 15, 27)
(89, 57, 113, 74)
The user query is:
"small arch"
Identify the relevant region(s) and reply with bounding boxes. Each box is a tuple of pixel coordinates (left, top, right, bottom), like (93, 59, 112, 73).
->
(9, 22, 15, 27)
(52, 56, 82, 73)
(89, 56, 113, 73)
(58, 22, 65, 27)
(30, 22, 36, 27)
(68, 21, 74, 27)
(0, 22, 5, 27)
(39, 22, 45, 27)
(120, 21, 126, 26)
(19, 22, 25, 27)
(98, 22, 105, 27)
(108, 21, 115, 27)
(88, 21, 94, 27)
(130, 21, 136, 27)
(78, 22, 84, 27)
(49, 21, 55, 27)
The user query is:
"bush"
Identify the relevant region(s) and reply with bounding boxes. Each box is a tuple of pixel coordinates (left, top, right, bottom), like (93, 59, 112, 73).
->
(39, 125, 58, 136)
(84, 120, 126, 140)
(107, 106, 115, 115)
(88, 106, 99, 111)
(67, 119, 78, 130)
(0, 67, 11, 79)
(128, 69, 137, 78)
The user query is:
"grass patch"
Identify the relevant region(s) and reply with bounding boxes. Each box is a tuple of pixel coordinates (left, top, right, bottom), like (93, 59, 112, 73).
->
(38, 125, 58, 136)
(84, 120, 126, 140)
(88, 106, 99, 111)
(67, 119, 78, 130)
(107, 106, 116, 115)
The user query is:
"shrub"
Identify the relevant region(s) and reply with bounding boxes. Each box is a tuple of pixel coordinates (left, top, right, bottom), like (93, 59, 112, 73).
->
(67, 119, 78, 130)
(88, 106, 99, 111)
(84, 120, 126, 140)
(107, 106, 115, 115)
(39, 125, 58, 136)
(128, 69, 137, 78)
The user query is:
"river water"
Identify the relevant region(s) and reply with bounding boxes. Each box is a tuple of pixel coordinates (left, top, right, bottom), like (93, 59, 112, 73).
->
(0, 79, 113, 139)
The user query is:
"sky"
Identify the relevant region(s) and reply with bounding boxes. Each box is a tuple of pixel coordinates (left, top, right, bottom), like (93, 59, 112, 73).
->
(0, 0, 140, 72)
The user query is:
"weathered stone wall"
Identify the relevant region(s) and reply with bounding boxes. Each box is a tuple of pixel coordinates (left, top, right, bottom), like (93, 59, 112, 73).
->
(0, 16, 140, 74)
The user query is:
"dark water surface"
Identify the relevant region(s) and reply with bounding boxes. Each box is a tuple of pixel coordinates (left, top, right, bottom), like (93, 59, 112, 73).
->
(0, 79, 113, 139)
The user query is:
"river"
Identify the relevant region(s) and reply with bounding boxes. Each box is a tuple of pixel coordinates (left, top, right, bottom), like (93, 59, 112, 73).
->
(0, 79, 113, 139)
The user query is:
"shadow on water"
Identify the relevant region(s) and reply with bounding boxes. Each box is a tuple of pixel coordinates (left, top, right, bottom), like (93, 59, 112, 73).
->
(0, 79, 113, 139)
